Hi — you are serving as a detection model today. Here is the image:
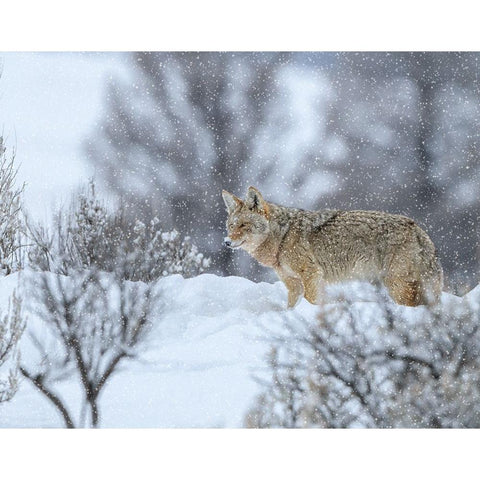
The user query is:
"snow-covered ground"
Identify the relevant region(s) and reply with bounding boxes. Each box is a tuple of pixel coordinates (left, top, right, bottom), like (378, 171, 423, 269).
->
(0, 272, 470, 428)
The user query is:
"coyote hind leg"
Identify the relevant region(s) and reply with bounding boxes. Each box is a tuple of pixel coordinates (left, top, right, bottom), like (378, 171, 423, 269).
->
(384, 274, 422, 307)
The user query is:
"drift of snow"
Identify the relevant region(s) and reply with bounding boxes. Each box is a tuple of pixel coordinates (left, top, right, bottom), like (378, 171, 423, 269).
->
(0, 271, 470, 428)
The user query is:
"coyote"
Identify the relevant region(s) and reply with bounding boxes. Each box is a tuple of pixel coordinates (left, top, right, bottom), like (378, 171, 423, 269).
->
(222, 187, 443, 308)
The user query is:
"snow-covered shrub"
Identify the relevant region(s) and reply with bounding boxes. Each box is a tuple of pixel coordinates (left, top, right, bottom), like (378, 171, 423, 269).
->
(28, 179, 210, 280)
(0, 292, 25, 403)
(124, 219, 210, 281)
(0, 137, 24, 275)
(246, 288, 480, 428)
(68, 180, 111, 271)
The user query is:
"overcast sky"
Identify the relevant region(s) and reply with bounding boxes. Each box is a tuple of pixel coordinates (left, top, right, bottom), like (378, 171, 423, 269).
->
(0, 52, 130, 222)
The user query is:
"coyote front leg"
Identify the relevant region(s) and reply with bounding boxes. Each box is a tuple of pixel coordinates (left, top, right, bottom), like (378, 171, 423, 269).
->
(276, 267, 304, 308)
(284, 276, 304, 308)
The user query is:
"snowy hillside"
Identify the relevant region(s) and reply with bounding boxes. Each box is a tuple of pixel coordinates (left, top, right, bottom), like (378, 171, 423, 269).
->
(0, 272, 473, 428)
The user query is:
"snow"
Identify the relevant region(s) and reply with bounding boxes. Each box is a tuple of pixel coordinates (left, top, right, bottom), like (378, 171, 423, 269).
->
(0, 272, 466, 428)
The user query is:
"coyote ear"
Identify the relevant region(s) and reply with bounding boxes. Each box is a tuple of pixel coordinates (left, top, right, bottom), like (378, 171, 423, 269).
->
(246, 186, 269, 216)
(222, 190, 242, 214)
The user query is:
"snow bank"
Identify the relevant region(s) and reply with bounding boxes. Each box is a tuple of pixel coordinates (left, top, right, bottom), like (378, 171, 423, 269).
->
(0, 272, 465, 428)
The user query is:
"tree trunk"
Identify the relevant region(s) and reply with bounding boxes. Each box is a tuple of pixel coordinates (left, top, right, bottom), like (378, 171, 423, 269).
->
(20, 367, 75, 428)
(415, 80, 441, 210)
(90, 397, 100, 428)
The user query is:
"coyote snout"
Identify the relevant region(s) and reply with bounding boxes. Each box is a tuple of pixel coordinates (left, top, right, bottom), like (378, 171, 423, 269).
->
(223, 237, 241, 249)
(222, 186, 443, 309)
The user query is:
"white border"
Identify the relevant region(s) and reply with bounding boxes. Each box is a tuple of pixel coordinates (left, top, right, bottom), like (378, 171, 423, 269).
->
(0, 1, 478, 51)
(0, 429, 478, 479)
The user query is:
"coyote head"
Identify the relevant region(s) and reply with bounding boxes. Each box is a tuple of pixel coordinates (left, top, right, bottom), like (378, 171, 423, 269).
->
(222, 186, 270, 253)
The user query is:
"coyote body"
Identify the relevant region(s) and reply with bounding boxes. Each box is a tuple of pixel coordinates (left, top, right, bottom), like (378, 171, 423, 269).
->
(222, 187, 443, 308)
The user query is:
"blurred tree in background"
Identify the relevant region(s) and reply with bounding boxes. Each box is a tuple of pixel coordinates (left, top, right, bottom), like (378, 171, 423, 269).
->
(85, 52, 291, 276)
(86, 52, 480, 291)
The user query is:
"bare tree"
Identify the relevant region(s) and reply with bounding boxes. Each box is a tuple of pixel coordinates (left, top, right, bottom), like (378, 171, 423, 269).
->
(0, 135, 26, 405)
(246, 285, 480, 428)
(21, 269, 155, 428)
(0, 292, 25, 404)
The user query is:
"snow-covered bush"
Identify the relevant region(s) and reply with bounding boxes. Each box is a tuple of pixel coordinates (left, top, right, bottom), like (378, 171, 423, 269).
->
(125, 219, 210, 281)
(0, 137, 24, 275)
(0, 292, 25, 403)
(246, 288, 480, 428)
(27, 179, 210, 280)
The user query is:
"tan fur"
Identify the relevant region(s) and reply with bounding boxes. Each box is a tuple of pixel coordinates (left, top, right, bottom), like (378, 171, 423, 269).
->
(222, 187, 443, 309)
